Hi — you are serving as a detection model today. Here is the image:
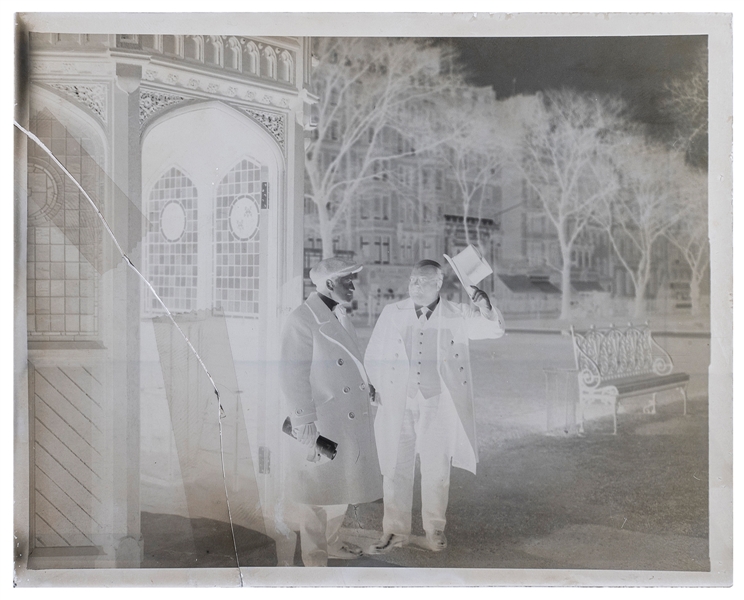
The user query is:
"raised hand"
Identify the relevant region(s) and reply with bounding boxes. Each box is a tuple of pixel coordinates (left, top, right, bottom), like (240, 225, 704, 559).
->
(470, 286, 492, 311)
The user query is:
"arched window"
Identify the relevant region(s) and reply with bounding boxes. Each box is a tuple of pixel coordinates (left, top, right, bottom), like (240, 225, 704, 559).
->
(205, 36, 223, 67)
(213, 159, 262, 317)
(26, 110, 102, 340)
(226, 37, 241, 71)
(260, 46, 277, 79)
(145, 167, 198, 314)
(184, 35, 204, 62)
(243, 41, 259, 75)
(162, 35, 181, 56)
(278, 50, 294, 83)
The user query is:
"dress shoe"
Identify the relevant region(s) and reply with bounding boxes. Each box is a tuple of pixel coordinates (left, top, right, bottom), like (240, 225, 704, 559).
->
(425, 529, 447, 552)
(327, 541, 363, 560)
(367, 533, 407, 554)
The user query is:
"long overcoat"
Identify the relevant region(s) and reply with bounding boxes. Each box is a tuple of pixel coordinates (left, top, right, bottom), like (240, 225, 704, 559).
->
(279, 292, 382, 506)
(364, 296, 505, 478)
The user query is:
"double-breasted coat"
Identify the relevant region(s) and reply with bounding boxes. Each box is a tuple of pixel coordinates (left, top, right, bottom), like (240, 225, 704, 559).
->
(364, 296, 505, 478)
(279, 292, 382, 506)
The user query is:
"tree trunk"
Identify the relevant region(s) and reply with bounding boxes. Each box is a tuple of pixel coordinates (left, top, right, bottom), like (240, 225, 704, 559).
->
(689, 272, 702, 317)
(632, 264, 650, 320)
(632, 284, 646, 319)
(560, 249, 572, 320)
(317, 204, 334, 259)
(463, 199, 471, 247)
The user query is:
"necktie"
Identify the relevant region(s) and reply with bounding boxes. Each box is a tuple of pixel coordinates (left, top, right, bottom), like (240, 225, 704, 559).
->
(334, 304, 355, 338)
(418, 307, 429, 323)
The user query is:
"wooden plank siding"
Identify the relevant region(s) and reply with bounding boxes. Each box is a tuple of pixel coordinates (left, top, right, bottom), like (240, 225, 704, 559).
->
(31, 363, 105, 549)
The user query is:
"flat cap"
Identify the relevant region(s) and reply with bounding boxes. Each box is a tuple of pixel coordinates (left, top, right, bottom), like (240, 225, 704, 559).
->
(309, 257, 363, 287)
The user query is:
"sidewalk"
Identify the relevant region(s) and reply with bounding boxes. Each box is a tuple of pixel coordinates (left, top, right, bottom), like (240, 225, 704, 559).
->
(140, 397, 708, 571)
(139, 315, 710, 571)
(333, 397, 708, 570)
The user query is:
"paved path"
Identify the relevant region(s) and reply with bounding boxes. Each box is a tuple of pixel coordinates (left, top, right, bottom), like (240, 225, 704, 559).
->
(141, 398, 708, 571)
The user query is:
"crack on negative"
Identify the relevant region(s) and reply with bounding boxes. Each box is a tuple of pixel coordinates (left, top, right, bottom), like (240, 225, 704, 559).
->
(16, 121, 245, 585)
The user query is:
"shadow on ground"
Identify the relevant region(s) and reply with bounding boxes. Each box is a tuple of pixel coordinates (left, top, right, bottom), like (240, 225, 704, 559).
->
(140, 397, 708, 571)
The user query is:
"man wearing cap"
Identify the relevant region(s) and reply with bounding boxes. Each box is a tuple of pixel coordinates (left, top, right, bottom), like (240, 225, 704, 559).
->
(364, 259, 505, 554)
(279, 257, 382, 566)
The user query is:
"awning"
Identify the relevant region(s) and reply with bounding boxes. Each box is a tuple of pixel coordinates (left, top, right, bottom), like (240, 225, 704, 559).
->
(572, 280, 605, 292)
(498, 275, 561, 294)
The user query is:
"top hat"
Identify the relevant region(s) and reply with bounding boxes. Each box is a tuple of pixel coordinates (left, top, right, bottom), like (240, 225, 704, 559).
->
(443, 245, 493, 294)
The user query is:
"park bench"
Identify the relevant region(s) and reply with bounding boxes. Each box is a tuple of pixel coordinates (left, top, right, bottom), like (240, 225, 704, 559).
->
(570, 323, 689, 434)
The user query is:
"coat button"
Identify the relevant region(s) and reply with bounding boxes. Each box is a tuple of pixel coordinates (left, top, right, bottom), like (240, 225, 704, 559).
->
(337, 358, 344, 366)
(462, 381, 467, 386)
(348, 411, 355, 419)
(455, 353, 459, 358)
(395, 353, 399, 358)
(459, 367, 464, 372)
(451, 340, 455, 345)
(360, 383, 366, 390)
(343, 386, 350, 393)
(296, 409, 303, 414)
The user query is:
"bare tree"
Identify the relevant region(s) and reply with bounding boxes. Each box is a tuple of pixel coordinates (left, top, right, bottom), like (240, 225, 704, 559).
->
(434, 89, 505, 249)
(665, 170, 709, 317)
(663, 47, 708, 169)
(305, 38, 452, 258)
(519, 89, 626, 319)
(595, 138, 687, 318)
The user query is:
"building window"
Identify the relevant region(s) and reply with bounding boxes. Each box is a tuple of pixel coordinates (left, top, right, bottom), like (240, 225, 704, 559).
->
(372, 236, 391, 265)
(27, 111, 102, 340)
(400, 235, 413, 261)
(382, 196, 390, 220)
(360, 235, 371, 260)
(146, 167, 199, 314)
(435, 169, 443, 190)
(360, 200, 370, 220)
(373, 160, 388, 181)
(213, 159, 262, 317)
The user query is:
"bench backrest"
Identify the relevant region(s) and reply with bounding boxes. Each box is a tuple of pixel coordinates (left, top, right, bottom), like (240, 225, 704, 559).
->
(571, 323, 674, 388)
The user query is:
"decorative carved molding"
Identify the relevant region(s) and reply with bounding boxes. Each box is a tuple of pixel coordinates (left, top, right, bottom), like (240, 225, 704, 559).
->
(139, 89, 190, 129)
(48, 83, 107, 123)
(143, 70, 157, 81)
(235, 106, 285, 150)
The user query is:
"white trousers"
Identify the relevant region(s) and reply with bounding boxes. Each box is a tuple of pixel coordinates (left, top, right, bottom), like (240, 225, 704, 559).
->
(299, 503, 348, 567)
(382, 391, 457, 536)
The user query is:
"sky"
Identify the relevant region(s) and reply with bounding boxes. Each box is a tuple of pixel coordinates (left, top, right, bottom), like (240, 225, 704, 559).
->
(452, 36, 707, 129)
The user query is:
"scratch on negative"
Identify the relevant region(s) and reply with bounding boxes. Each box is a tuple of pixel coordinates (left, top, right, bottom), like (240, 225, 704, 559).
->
(15, 120, 245, 586)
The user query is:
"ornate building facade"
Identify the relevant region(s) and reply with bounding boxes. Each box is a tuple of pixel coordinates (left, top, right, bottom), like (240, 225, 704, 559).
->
(16, 31, 311, 569)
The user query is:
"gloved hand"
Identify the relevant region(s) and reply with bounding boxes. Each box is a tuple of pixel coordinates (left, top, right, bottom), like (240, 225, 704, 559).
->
(471, 286, 492, 311)
(293, 422, 318, 446)
(369, 383, 381, 406)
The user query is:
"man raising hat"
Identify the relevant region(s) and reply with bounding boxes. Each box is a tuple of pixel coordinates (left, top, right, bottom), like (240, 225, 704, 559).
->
(279, 257, 382, 566)
(364, 259, 505, 554)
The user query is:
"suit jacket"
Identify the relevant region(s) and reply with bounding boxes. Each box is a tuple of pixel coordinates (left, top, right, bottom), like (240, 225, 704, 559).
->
(279, 292, 382, 505)
(364, 296, 504, 477)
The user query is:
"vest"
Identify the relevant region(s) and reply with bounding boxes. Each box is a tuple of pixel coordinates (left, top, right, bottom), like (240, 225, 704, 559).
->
(405, 307, 441, 399)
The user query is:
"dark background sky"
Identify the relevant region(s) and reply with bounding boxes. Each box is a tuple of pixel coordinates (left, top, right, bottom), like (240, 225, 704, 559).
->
(451, 36, 707, 131)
